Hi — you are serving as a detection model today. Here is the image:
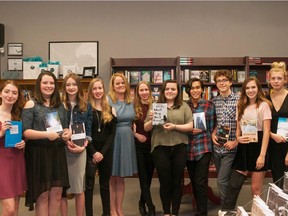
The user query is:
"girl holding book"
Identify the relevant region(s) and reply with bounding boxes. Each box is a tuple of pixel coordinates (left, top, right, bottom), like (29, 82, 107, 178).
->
(22, 71, 71, 215)
(85, 77, 117, 216)
(221, 77, 272, 212)
(108, 73, 138, 216)
(60, 73, 93, 216)
(0, 80, 26, 216)
(144, 79, 193, 216)
(133, 81, 155, 216)
(267, 62, 288, 188)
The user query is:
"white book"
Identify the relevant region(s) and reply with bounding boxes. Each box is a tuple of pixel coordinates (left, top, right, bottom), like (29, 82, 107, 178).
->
(276, 117, 288, 141)
(152, 103, 167, 125)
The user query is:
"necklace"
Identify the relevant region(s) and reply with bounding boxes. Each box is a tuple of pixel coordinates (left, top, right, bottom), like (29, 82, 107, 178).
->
(95, 110, 102, 132)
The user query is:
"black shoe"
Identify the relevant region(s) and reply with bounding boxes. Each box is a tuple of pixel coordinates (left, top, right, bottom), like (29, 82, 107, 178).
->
(139, 201, 147, 216)
(147, 205, 156, 216)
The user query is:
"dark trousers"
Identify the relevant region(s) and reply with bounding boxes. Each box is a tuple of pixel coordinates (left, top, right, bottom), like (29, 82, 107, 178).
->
(85, 149, 113, 216)
(153, 144, 187, 215)
(186, 152, 212, 216)
(135, 143, 155, 209)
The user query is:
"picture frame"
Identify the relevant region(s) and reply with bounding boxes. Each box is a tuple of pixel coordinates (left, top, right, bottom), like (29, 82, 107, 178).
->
(62, 65, 77, 78)
(7, 58, 23, 71)
(83, 66, 96, 78)
(49, 41, 99, 77)
(7, 43, 23, 56)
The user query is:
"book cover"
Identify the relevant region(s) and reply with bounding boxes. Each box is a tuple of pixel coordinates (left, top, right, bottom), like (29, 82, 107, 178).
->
(276, 117, 288, 141)
(199, 70, 209, 82)
(152, 103, 167, 125)
(163, 70, 172, 81)
(141, 70, 151, 83)
(249, 70, 258, 77)
(44, 111, 63, 133)
(209, 70, 218, 83)
(70, 123, 86, 146)
(151, 86, 160, 102)
(182, 86, 189, 101)
(5, 121, 22, 148)
(153, 70, 163, 83)
(237, 71, 246, 83)
(217, 125, 230, 145)
(190, 70, 201, 79)
(240, 118, 258, 142)
(193, 112, 207, 131)
(130, 71, 141, 84)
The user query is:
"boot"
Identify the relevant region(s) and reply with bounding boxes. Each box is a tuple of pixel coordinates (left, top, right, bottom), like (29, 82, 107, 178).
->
(139, 200, 147, 216)
(221, 170, 247, 211)
(147, 205, 156, 216)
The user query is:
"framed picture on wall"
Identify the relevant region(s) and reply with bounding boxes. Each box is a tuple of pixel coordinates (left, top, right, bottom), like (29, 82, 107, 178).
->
(7, 43, 23, 56)
(7, 58, 23, 71)
(83, 66, 96, 78)
(62, 65, 77, 78)
(49, 41, 99, 77)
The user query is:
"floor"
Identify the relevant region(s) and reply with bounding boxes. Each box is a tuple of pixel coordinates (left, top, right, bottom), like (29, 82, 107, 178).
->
(2, 177, 272, 216)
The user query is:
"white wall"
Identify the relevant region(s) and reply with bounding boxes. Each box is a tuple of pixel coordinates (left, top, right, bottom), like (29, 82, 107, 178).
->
(1, 1, 288, 85)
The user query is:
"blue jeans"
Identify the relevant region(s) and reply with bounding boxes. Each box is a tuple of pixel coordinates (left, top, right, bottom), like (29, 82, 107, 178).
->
(213, 151, 235, 205)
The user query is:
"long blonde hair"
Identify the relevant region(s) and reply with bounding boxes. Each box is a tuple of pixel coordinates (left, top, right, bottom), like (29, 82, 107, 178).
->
(62, 73, 87, 112)
(88, 78, 113, 124)
(108, 73, 132, 104)
(134, 81, 153, 120)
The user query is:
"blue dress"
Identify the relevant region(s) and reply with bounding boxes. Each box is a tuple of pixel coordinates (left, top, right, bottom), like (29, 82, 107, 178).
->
(108, 98, 137, 177)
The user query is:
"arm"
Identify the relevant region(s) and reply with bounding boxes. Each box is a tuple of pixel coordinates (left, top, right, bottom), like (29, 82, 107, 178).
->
(256, 119, 271, 170)
(285, 151, 288, 166)
(270, 131, 286, 143)
(99, 116, 117, 156)
(163, 121, 193, 132)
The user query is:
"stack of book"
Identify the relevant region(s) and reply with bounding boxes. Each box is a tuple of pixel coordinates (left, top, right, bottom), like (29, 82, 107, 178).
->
(179, 57, 193, 65)
(249, 57, 262, 65)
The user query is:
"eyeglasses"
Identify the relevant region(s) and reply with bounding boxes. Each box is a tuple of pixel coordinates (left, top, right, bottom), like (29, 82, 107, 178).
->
(216, 78, 229, 84)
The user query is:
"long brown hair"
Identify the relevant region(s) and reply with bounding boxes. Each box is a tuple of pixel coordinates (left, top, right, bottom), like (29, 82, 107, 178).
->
(62, 73, 87, 112)
(88, 78, 113, 124)
(0, 80, 24, 121)
(34, 71, 61, 108)
(237, 77, 272, 120)
(108, 73, 132, 104)
(134, 81, 153, 120)
(158, 79, 182, 108)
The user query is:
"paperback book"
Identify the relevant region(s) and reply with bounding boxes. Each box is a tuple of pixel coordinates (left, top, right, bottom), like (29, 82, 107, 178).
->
(276, 117, 288, 141)
(5, 121, 22, 148)
(70, 123, 86, 146)
(217, 125, 230, 145)
(130, 71, 141, 84)
(240, 118, 258, 142)
(151, 86, 160, 102)
(193, 112, 206, 131)
(141, 71, 151, 83)
(153, 70, 163, 83)
(152, 103, 167, 125)
(44, 111, 63, 134)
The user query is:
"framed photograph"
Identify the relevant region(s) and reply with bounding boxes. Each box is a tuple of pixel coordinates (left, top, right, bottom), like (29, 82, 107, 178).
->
(83, 66, 96, 78)
(49, 41, 99, 76)
(62, 65, 77, 78)
(7, 58, 23, 71)
(7, 43, 23, 56)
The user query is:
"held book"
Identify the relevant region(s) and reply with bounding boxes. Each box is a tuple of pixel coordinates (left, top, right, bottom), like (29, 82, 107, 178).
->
(70, 123, 86, 146)
(193, 112, 206, 131)
(276, 117, 288, 141)
(5, 121, 22, 148)
(44, 111, 63, 134)
(240, 118, 258, 142)
(152, 103, 167, 125)
(217, 125, 230, 145)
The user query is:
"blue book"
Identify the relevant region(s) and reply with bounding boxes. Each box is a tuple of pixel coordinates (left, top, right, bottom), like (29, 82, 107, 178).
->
(5, 121, 22, 148)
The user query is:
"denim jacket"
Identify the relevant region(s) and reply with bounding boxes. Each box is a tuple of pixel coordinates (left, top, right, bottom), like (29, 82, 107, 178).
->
(67, 102, 93, 141)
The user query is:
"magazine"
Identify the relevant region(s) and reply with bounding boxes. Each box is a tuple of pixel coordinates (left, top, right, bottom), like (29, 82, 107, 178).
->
(44, 111, 63, 133)
(152, 103, 167, 125)
(5, 121, 22, 148)
(217, 125, 230, 145)
(193, 112, 206, 131)
(70, 123, 86, 146)
(240, 118, 258, 142)
(276, 117, 288, 141)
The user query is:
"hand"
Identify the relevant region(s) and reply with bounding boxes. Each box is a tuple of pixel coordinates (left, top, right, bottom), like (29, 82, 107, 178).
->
(236, 136, 250, 144)
(61, 130, 71, 142)
(67, 141, 86, 153)
(163, 123, 175, 131)
(135, 133, 147, 143)
(47, 132, 60, 141)
(212, 133, 221, 147)
(224, 140, 238, 150)
(271, 133, 286, 143)
(149, 111, 154, 121)
(93, 152, 104, 163)
(15, 140, 25, 149)
(192, 128, 202, 135)
(255, 155, 265, 170)
(0, 121, 12, 136)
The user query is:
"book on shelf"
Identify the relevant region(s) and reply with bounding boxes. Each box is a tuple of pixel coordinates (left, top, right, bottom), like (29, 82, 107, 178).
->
(240, 118, 258, 142)
(190, 70, 201, 79)
(130, 87, 135, 100)
(266, 70, 270, 82)
(237, 71, 246, 83)
(163, 70, 172, 81)
(249, 70, 258, 77)
(193, 112, 206, 131)
(182, 86, 189, 101)
(184, 69, 190, 82)
(217, 125, 230, 145)
(209, 70, 218, 83)
(151, 86, 160, 102)
(152, 103, 167, 125)
(141, 70, 151, 83)
(179, 57, 193, 65)
(199, 70, 209, 82)
(44, 111, 63, 134)
(276, 117, 288, 141)
(153, 70, 163, 83)
(5, 121, 22, 148)
(70, 123, 86, 146)
(130, 71, 141, 84)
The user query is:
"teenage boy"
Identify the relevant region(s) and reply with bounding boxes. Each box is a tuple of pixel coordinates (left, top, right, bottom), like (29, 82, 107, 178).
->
(211, 70, 239, 207)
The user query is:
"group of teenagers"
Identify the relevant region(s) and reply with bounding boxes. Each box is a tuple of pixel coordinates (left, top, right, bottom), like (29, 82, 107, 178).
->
(0, 61, 288, 216)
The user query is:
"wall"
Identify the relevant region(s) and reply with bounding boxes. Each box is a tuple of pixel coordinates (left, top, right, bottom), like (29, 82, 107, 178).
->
(0, 1, 288, 85)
